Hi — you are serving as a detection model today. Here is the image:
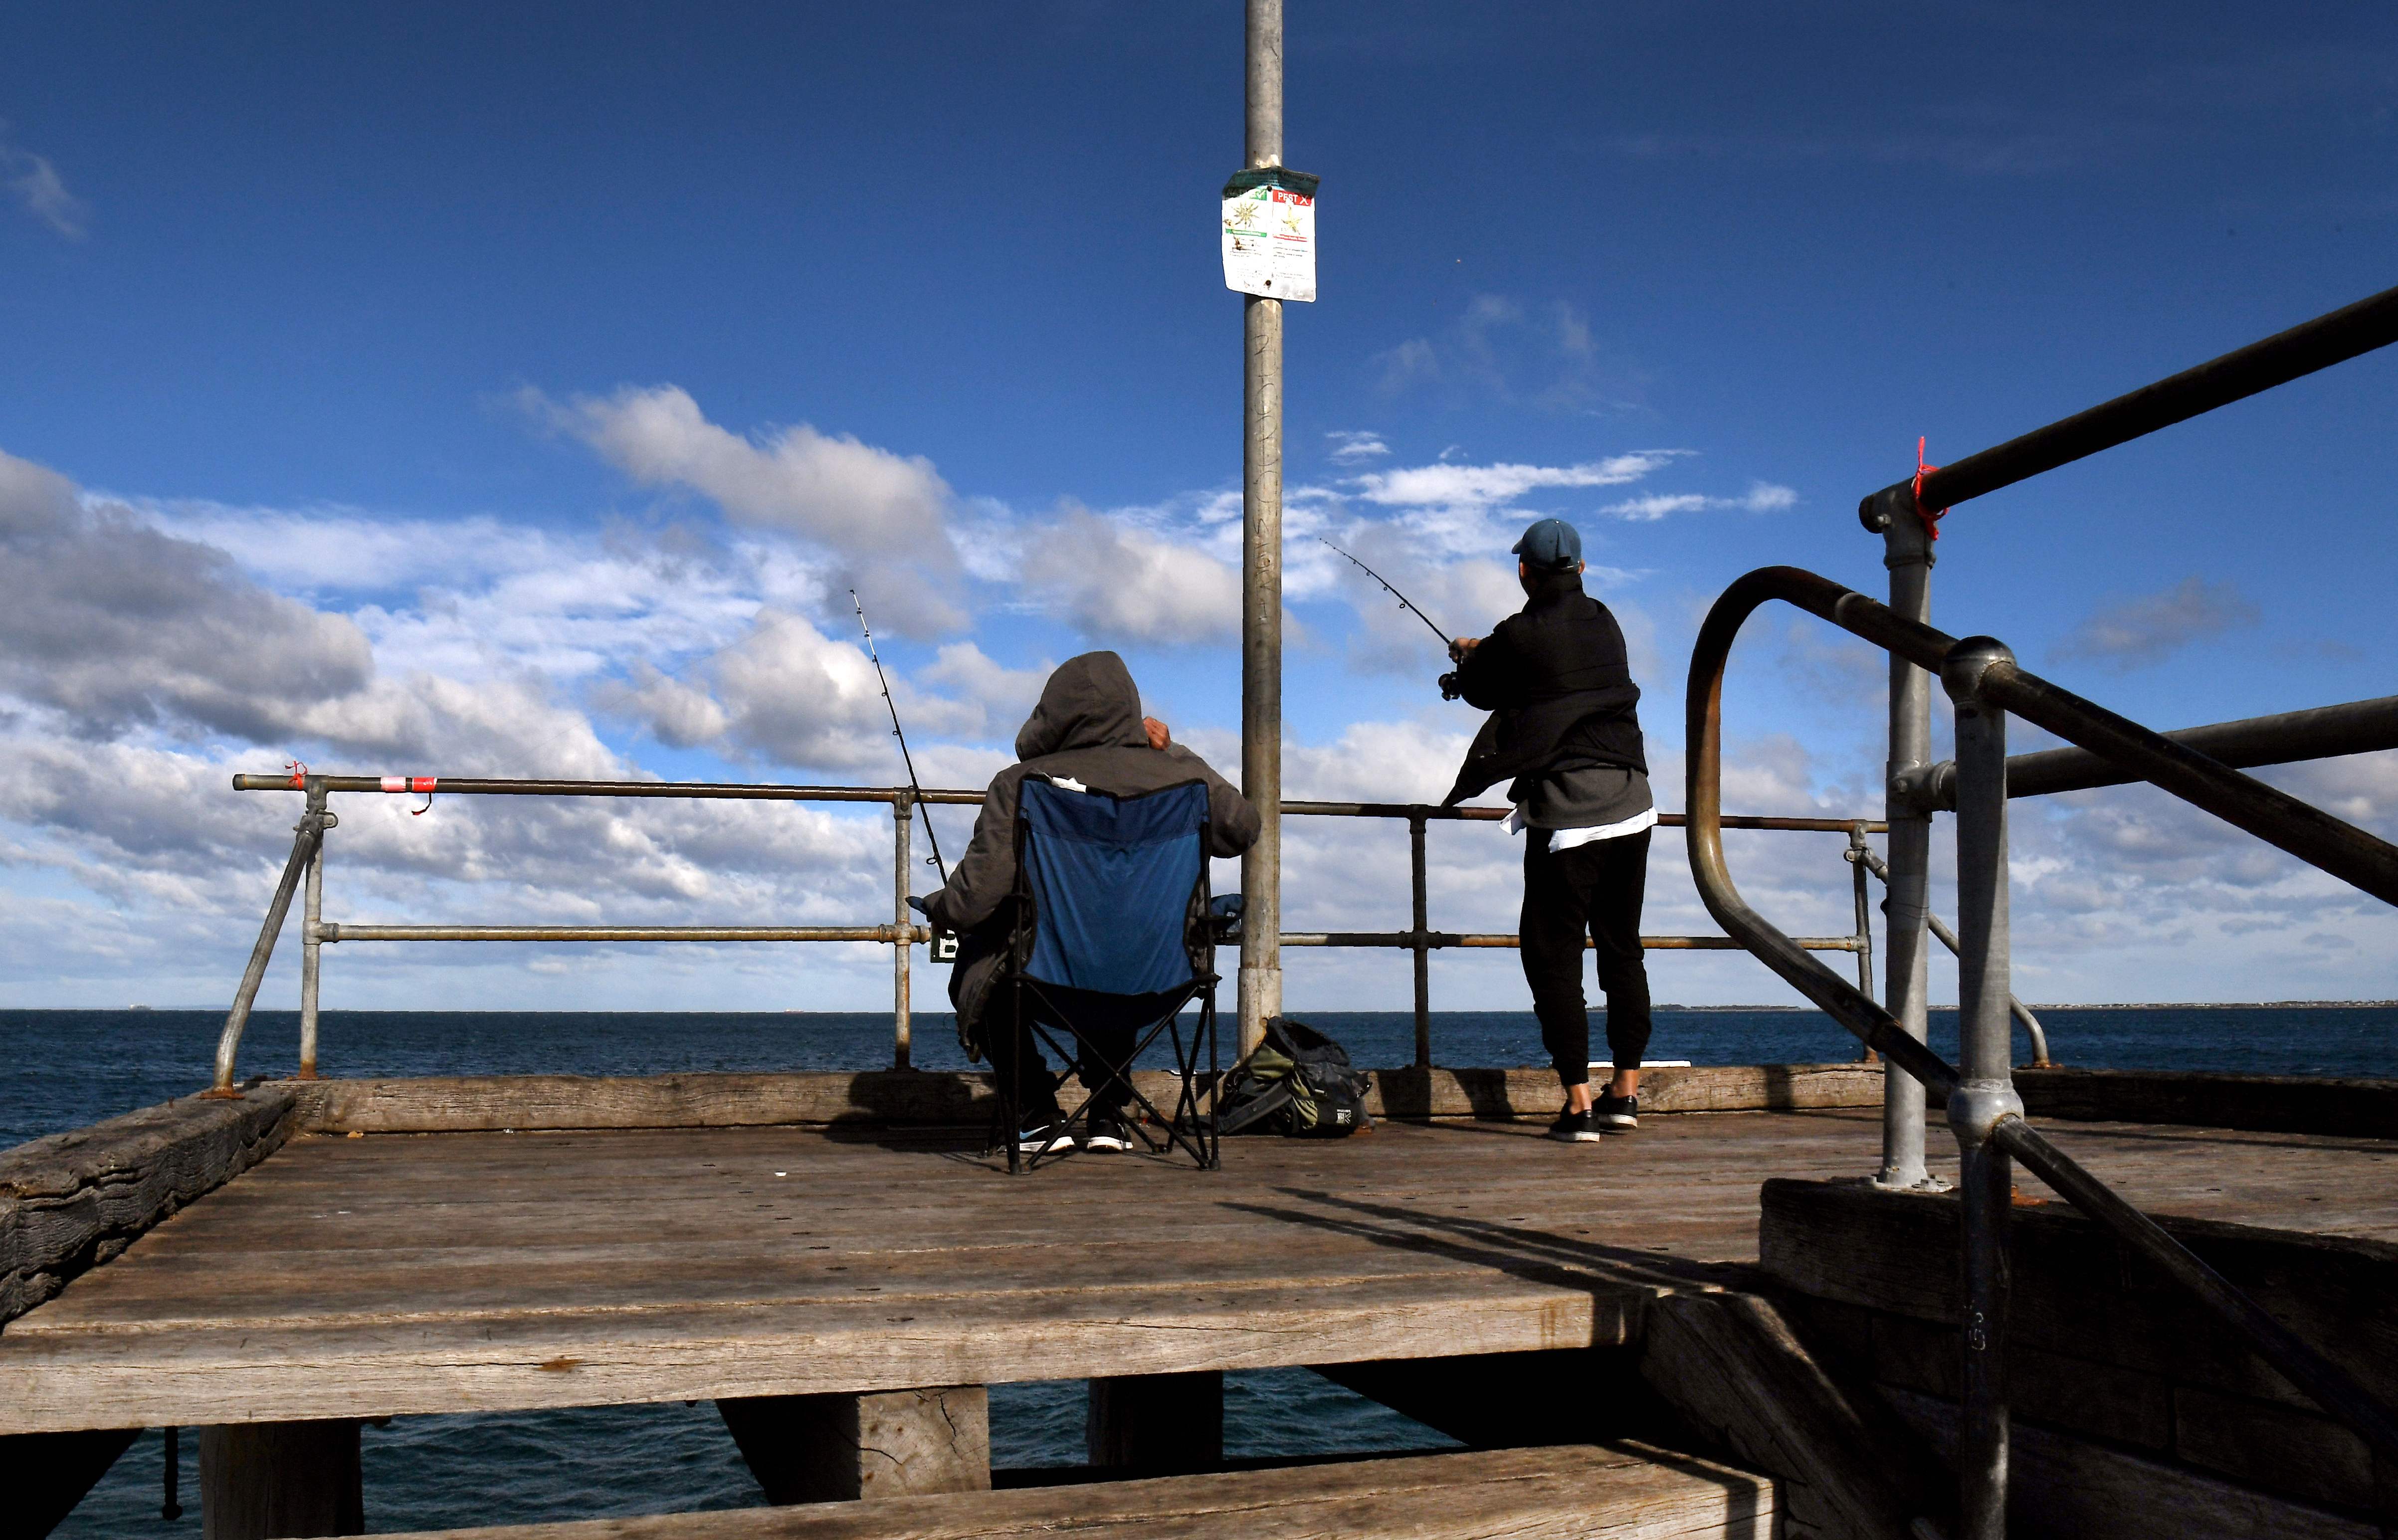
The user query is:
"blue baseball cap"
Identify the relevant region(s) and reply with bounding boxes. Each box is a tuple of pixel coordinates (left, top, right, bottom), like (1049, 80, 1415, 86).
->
(1511, 517, 1583, 570)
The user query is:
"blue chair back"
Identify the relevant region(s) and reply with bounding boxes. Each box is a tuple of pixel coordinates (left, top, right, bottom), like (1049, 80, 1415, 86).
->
(1017, 778, 1208, 996)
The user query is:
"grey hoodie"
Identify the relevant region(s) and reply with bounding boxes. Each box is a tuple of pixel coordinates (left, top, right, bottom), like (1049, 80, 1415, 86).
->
(923, 651, 1260, 1049)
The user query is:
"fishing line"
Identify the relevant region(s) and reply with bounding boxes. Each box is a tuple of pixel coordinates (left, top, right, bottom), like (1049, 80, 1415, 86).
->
(1314, 536, 1469, 699)
(850, 590, 948, 883)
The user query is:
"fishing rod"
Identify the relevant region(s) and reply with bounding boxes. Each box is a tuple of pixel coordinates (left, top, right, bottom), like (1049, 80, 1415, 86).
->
(1314, 536, 1468, 699)
(1316, 535, 1454, 649)
(850, 589, 947, 882)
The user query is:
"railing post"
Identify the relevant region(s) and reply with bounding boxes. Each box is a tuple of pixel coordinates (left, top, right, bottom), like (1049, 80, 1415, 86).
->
(298, 782, 329, 1080)
(1845, 822, 1877, 1062)
(1409, 810, 1430, 1069)
(1944, 637, 2023, 1540)
(211, 801, 330, 1094)
(1863, 489, 1939, 1188)
(892, 792, 913, 1071)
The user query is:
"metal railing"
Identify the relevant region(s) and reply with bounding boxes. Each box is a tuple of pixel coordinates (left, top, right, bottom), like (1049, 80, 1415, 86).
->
(1704, 279, 2398, 1538)
(211, 773, 1884, 1093)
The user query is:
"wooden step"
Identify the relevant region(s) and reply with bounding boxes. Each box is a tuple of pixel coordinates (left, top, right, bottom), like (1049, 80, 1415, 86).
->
(370, 1443, 1776, 1540)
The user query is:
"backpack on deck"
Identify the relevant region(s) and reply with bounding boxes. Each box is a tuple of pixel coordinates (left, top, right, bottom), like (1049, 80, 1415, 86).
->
(1217, 1016, 1374, 1138)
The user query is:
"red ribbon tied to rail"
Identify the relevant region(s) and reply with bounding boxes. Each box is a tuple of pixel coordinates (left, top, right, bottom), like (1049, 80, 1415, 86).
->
(285, 760, 308, 788)
(380, 775, 439, 816)
(1912, 436, 1948, 541)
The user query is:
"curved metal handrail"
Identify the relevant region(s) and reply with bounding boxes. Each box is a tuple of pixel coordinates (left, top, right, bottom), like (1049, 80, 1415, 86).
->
(1684, 563, 2398, 1466)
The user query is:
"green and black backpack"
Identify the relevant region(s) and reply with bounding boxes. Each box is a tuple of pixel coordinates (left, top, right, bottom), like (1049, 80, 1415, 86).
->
(1217, 1016, 1374, 1138)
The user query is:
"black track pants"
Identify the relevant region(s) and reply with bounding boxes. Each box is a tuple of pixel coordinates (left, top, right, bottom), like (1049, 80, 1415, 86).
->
(979, 981, 1140, 1123)
(1520, 827, 1653, 1087)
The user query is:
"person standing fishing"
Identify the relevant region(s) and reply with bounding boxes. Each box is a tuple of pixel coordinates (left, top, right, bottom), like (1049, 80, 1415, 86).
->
(1444, 517, 1653, 1142)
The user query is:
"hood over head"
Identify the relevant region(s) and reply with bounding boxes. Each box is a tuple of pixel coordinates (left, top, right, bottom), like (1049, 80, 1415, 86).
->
(1014, 650, 1148, 760)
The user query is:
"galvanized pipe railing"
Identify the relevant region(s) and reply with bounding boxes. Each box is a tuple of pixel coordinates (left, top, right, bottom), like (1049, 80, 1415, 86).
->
(1850, 845, 2050, 1067)
(1687, 563, 2398, 1537)
(215, 771, 1883, 1093)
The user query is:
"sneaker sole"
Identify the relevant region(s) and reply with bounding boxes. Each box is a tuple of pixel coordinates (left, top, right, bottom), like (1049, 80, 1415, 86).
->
(1084, 1137, 1130, 1153)
(1546, 1129, 1607, 1143)
(1596, 1120, 1638, 1134)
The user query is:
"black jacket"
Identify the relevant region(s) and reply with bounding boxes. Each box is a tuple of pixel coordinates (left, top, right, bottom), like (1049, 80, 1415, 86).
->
(924, 651, 1260, 1052)
(1443, 569, 1647, 807)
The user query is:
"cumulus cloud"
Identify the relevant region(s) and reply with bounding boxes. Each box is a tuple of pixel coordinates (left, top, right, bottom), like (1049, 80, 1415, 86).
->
(2052, 577, 2259, 671)
(0, 450, 375, 741)
(523, 385, 965, 634)
(1018, 507, 1243, 646)
(2, 136, 88, 239)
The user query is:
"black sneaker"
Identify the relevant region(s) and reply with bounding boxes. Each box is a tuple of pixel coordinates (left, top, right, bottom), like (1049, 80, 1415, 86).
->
(1594, 1093, 1639, 1132)
(1084, 1116, 1132, 1153)
(1017, 1119, 1074, 1155)
(1546, 1107, 1604, 1143)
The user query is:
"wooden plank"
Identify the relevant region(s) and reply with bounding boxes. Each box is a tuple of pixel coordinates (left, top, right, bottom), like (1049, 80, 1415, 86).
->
(0, 1273, 1638, 1434)
(288, 1066, 1881, 1136)
(198, 1420, 362, 1540)
(717, 1387, 989, 1503)
(2004, 1068, 2398, 1140)
(1, 1087, 296, 1329)
(361, 1442, 1776, 1540)
(1759, 1178, 2398, 1409)
(1636, 1292, 1938, 1540)
(1086, 1373, 1222, 1474)
(1883, 1385, 2376, 1540)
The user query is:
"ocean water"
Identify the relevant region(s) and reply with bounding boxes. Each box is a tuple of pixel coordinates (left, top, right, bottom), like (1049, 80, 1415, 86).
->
(10, 1004, 2398, 1534)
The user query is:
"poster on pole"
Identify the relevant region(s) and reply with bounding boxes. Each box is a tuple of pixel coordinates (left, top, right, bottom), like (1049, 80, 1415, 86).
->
(1221, 167, 1319, 302)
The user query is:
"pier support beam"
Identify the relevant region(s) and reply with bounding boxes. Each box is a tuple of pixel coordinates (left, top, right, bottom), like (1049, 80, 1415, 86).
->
(4, 1427, 141, 1539)
(717, 1387, 989, 1504)
(1087, 1372, 1223, 1475)
(199, 1421, 362, 1540)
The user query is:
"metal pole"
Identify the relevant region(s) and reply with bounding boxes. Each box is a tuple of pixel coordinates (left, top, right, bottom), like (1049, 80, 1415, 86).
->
(1236, 0, 1285, 1059)
(893, 793, 913, 1070)
(1874, 511, 1938, 1188)
(298, 783, 328, 1080)
(1945, 638, 2021, 1540)
(1409, 811, 1430, 1068)
(1846, 823, 1877, 1063)
(210, 807, 328, 1094)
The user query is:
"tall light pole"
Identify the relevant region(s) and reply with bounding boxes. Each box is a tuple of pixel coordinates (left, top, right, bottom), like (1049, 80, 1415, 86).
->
(1236, 0, 1285, 1057)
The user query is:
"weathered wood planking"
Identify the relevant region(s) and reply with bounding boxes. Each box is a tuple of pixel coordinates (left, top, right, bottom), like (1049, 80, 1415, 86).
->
(8, 1105, 2393, 1443)
(0, 1086, 295, 1328)
(1884, 1385, 2376, 1540)
(1763, 1176, 2398, 1515)
(287, 1064, 1884, 1134)
(1965, 1067, 2398, 1140)
(365, 1443, 1777, 1540)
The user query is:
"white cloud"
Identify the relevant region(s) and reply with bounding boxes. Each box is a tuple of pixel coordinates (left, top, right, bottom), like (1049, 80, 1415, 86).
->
(1018, 507, 1243, 646)
(1601, 481, 1798, 521)
(0, 449, 376, 742)
(2052, 577, 2259, 671)
(1325, 430, 1391, 463)
(2, 137, 88, 239)
(523, 385, 965, 635)
(1355, 452, 1686, 515)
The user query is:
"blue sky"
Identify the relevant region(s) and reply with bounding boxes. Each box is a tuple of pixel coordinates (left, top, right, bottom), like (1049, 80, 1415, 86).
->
(3, 2, 2395, 1019)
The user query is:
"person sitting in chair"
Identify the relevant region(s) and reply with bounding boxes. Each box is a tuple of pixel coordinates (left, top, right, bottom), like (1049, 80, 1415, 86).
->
(920, 651, 1260, 1154)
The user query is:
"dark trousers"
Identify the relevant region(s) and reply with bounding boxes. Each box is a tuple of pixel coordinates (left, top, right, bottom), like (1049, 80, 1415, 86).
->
(981, 979, 1148, 1123)
(1521, 827, 1653, 1087)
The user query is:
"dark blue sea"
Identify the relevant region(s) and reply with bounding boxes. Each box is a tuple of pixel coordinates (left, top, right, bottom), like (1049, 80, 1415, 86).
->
(10, 1004, 2397, 1535)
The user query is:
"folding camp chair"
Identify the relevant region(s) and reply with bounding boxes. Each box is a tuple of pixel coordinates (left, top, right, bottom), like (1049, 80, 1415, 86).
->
(998, 776, 1220, 1173)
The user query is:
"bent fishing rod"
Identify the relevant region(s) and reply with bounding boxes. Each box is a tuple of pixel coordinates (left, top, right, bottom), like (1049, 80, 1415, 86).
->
(850, 589, 947, 882)
(1314, 536, 1468, 699)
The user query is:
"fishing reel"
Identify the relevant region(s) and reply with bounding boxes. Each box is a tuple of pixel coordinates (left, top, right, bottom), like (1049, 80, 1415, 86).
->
(1437, 670, 1462, 701)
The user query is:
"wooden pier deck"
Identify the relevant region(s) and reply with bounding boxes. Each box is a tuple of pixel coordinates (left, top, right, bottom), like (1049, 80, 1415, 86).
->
(5, 1089, 2393, 1437)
